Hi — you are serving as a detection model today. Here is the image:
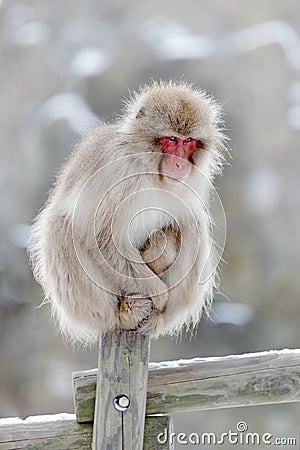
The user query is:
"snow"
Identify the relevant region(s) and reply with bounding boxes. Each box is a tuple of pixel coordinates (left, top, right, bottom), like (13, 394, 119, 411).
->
(156, 35, 215, 60)
(223, 20, 300, 54)
(289, 82, 300, 102)
(287, 105, 300, 130)
(149, 348, 300, 370)
(141, 18, 300, 68)
(38, 92, 99, 134)
(13, 21, 50, 47)
(140, 18, 215, 60)
(212, 302, 255, 326)
(222, 20, 300, 71)
(245, 167, 280, 214)
(9, 223, 30, 248)
(70, 46, 113, 77)
(0, 413, 75, 425)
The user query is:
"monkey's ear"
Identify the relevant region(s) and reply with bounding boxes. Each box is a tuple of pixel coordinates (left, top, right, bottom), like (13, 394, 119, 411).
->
(136, 107, 146, 119)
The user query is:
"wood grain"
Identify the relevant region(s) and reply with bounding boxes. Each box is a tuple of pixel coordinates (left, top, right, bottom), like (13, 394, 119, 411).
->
(0, 414, 173, 449)
(92, 332, 150, 450)
(73, 349, 300, 422)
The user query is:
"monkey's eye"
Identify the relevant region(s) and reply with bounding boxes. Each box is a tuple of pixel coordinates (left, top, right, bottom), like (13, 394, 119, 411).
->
(168, 136, 178, 143)
(184, 137, 193, 143)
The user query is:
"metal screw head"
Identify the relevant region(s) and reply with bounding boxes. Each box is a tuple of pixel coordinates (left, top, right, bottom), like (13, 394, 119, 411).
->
(114, 394, 130, 411)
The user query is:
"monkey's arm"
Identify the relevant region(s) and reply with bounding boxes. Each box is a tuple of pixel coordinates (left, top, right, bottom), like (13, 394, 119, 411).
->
(94, 232, 169, 312)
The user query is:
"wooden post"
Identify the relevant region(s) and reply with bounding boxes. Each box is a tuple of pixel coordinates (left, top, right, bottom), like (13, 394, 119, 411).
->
(92, 331, 150, 450)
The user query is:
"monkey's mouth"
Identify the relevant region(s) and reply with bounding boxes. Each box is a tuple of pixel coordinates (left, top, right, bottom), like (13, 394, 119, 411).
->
(159, 155, 191, 181)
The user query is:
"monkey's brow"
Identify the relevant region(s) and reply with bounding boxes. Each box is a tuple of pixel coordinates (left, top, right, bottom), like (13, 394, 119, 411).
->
(116, 140, 149, 148)
(119, 131, 139, 136)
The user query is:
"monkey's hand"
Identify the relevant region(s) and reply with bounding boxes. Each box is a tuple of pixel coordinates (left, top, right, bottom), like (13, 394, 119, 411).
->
(117, 278, 168, 332)
(118, 294, 166, 335)
(118, 294, 153, 330)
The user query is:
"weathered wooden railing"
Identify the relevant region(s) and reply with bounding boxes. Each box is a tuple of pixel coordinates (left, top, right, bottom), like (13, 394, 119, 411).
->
(0, 339, 300, 449)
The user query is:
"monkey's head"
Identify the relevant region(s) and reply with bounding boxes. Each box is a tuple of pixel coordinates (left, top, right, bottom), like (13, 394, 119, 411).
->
(121, 80, 226, 182)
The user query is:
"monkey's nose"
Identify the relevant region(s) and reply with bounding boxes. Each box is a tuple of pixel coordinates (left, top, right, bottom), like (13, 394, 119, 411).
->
(176, 162, 180, 168)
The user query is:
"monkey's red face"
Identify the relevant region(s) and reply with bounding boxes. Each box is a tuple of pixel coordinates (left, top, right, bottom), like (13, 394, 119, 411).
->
(158, 135, 198, 181)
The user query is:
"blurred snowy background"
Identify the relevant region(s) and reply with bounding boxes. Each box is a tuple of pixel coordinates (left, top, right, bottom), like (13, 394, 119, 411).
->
(0, 0, 299, 447)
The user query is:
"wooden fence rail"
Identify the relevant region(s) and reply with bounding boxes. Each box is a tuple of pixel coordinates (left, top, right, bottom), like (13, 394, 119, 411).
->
(0, 414, 173, 449)
(0, 348, 299, 449)
(73, 348, 300, 422)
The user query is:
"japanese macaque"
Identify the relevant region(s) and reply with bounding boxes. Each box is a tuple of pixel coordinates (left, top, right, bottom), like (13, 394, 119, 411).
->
(29, 81, 226, 345)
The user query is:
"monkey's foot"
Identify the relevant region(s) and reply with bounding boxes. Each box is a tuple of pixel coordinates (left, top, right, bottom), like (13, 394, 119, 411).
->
(131, 293, 168, 333)
(134, 307, 164, 335)
(118, 295, 153, 331)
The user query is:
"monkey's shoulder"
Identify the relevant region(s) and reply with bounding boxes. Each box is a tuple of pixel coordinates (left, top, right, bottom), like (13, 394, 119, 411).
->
(56, 123, 119, 186)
